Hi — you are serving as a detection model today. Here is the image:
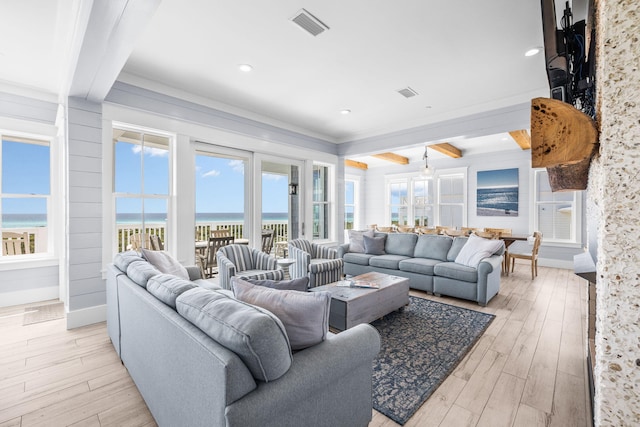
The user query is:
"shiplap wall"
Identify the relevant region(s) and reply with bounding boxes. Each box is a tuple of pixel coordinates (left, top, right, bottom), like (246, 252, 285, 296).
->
(66, 98, 104, 318)
(0, 92, 59, 307)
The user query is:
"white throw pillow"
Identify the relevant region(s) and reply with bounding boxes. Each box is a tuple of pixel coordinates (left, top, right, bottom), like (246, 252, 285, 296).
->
(141, 249, 189, 280)
(348, 229, 375, 253)
(454, 234, 504, 268)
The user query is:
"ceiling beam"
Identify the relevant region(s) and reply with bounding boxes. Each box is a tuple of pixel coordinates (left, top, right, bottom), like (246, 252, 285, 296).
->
(345, 159, 368, 170)
(509, 129, 531, 150)
(371, 152, 409, 165)
(429, 143, 462, 158)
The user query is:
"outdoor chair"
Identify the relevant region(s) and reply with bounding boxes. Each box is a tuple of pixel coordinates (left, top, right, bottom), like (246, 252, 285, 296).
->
(2, 232, 31, 255)
(261, 229, 275, 254)
(509, 231, 543, 279)
(288, 238, 343, 288)
(197, 235, 234, 278)
(149, 234, 164, 251)
(217, 244, 284, 290)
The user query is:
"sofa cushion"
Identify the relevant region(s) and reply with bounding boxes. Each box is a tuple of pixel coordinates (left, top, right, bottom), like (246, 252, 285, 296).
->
(147, 274, 196, 309)
(454, 234, 505, 268)
(126, 260, 161, 288)
(348, 229, 375, 253)
(343, 252, 375, 266)
(369, 254, 410, 270)
(141, 249, 189, 280)
(364, 235, 386, 255)
(113, 250, 144, 272)
(447, 236, 469, 261)
(232, 278, 331, 351)
(176, 287, 292, 382)
(244, 276, 309, 291)
(398, 258, 443, 275)
(413, 235, 453, 261)
(385, 233, 418, 257)
(434, 262, 478, 283)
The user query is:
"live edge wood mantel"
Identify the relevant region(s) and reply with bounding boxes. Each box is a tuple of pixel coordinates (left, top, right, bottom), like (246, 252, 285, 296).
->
(530, 97, 599, 191)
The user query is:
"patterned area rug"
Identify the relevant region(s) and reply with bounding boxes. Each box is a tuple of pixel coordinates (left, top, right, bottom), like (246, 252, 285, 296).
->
(371, 296, 495, 425)
(23, 302, 65, 325)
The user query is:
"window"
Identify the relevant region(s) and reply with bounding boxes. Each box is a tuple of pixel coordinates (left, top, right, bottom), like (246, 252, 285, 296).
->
(534, 169, 580, 243)
(313, 165, 330, 239)
(438, 172, 465, 227)
(1, 134, 51, 257)
(113, 127, 170, 252)
(412, 177, 434, 227)
(345, 178, 357, 230)
(389, 181, 408, 226)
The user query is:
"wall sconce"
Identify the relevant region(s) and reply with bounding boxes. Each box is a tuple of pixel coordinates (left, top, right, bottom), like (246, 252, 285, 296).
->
(289, 183, 298, 195)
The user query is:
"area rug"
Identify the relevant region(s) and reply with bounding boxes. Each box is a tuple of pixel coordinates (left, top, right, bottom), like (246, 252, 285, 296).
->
(23, 302, 65, 325)
(370, 296, 495, 425)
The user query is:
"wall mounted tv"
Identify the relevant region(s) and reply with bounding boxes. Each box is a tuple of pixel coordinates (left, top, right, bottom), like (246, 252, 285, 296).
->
(540, 0, 595, 118)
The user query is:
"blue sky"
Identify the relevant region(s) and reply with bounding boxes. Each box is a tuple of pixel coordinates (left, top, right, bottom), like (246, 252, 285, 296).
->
(477, 168, 519, 189)
(2, 140, 50, 214)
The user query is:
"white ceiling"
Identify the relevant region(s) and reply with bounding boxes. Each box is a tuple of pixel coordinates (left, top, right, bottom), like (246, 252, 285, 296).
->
(0, 1, 550, 157)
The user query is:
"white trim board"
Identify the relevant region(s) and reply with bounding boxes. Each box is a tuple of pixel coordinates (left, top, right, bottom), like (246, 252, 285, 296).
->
(0, 286, 59, 308)
(66, 304, 106, 329)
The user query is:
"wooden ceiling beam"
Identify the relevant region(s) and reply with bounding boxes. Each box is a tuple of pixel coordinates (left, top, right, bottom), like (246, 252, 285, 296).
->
(509, 129, 531, 150)
(371, 152, 409, 165)
(345, 159, 368, 170)
(429, 143, 462, 158)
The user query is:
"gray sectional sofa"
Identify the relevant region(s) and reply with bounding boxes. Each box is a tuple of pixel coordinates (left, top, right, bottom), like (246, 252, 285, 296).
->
(106, 251, 380, 427)
(338, 232, 505, 306)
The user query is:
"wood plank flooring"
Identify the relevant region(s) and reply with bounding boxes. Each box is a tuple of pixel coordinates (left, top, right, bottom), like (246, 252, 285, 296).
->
(0, 265, 591, 427)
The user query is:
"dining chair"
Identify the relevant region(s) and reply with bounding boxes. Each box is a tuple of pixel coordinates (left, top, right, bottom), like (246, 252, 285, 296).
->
(376, 226, 395, 232)
(198, 235, 235, 278)
(443, 229, 466, 237)
(416, 227, 438, 235)
(396, 226, 415, 233)
(509, 231, 542, 279)
(435, 225, 453, 235)
(461, 227, 481, 236)
(474, 231, 499, 239)
(261, 229, 275, 254)
(2, 232, 31, 255)
(484, 228, 512, 237)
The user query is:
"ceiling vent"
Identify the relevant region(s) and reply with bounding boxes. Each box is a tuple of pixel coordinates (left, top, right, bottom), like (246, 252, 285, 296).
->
(397, 87, 419, 98)
(290, 9, 329, 37)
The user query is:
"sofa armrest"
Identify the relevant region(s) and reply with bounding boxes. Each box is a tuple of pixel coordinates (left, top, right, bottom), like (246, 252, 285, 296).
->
(225, 323, 380, 427)
(337, 243, 350, 258)
(288, 245, 311, 279)
(478, 254, 503, 276)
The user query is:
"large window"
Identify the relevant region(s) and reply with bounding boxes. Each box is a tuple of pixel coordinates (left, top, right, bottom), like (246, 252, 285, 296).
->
(113, 127, 170, 252)
(345, 178, 357, 230)
(313, 165, 330, 239)
(1, 134, 51, 257)
(389, 181, 408, 226)
(534, 169, 580, 243)
(412, 177, 434, 227)
(438, 172, 465, 227)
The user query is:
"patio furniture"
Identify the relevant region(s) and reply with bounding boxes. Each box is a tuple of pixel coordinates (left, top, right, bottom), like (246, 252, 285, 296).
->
(288, 238, 344, 288)
(217, 244, 284, 290)
(198, 235, 235, 278)
(149, 234, 164, 251)
(2, 232, 31, 255)
(261, 229, 275, 254)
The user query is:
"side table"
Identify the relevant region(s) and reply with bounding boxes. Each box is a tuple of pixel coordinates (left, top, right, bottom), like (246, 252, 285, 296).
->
(276, 258, 295, 280)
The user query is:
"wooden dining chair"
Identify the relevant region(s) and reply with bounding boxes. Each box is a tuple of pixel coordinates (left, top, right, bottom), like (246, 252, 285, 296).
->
(461, 227, 480, 236)
(443, 229, 465, 237)
(474, 231, 499, 239)
(435, 225, 453, 235)
(397, 226, 415, 233)
(2, 232, 31, 255)
(484, 228, 512, 237)
(416, 227, 439, 235)
(509, 231, 543, 279)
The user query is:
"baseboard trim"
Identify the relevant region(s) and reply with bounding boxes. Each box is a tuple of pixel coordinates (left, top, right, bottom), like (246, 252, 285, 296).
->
(538, 258, 574, 270)
(67, 304, 106, 329)
(0, 287, 59, 308)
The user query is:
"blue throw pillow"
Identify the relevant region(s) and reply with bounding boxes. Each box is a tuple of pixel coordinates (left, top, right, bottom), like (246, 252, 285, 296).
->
(364, 235, 386, 255)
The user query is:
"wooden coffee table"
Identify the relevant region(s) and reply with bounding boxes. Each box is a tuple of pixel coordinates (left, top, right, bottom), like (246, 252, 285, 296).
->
(309, 272, 410, 331)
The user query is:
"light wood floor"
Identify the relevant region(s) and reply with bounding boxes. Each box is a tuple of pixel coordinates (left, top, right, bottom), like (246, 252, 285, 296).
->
(0, 265, 591, 427)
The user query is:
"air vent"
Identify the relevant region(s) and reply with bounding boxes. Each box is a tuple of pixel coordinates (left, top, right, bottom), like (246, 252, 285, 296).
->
(290, 9, 329, 36)
(397, 87, 419, 98)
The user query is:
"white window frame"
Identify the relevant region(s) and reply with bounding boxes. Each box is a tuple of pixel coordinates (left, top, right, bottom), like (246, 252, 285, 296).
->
(532, 168, 582, 245)
(0, 129, 56, 263)
(312, 163, 332, 241)
(344, 175, 360, 230)
(410, 175, 435, 227)
(112, 123, 174, 254)
(436, 168, 467, 228)
(386, 177, 410, 226)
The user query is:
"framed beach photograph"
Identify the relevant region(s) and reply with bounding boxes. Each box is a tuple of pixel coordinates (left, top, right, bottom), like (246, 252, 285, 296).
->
(477, 168, 519, 216)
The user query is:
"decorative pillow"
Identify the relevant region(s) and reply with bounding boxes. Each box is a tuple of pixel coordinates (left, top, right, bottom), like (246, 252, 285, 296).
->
(147, 274, 196, 309)
(232, 279, 331, 351)
(454, 234, 504, 268)
(240, 276, 309, 292)
(176, 287, 292, 382)
(126, 260, 161, 288)
(348, 229, 375, 253)
(141, 249, 189, 280)
(364, 235, 386, 255)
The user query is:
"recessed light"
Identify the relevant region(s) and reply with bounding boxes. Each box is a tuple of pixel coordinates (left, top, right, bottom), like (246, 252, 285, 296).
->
(524, 47, 542, 57)
(238, 64, 253, 72)
(340, 109, 351, 115)
(425, 106, 432, 109)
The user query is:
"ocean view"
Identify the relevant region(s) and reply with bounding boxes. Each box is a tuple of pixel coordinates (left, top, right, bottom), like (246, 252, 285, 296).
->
(476, 186, 519, 216)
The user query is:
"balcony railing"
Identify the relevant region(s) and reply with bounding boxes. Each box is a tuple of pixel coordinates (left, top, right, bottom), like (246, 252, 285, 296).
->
(117, 221, 288, 253)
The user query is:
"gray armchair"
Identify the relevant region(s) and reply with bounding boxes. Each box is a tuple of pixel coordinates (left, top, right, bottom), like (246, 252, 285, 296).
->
(217, 244, 284, 290)
(288, 239, 344, 288)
